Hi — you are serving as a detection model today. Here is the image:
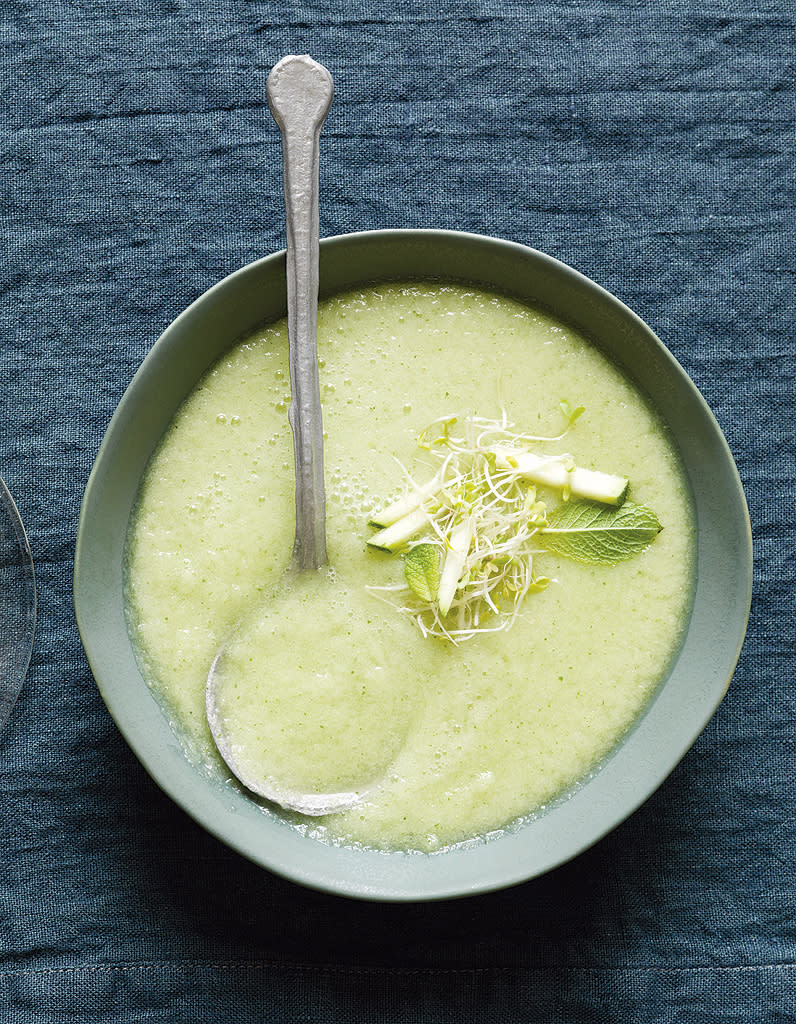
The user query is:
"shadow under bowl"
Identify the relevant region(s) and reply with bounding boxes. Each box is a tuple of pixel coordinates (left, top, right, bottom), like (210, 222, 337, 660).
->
(73, 229, 752, 901)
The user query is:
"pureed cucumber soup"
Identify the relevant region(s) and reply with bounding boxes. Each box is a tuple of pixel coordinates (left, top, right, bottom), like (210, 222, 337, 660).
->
(125, 282, 694, 852)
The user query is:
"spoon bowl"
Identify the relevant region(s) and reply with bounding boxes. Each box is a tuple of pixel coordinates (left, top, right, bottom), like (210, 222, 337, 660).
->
(205, 566, 414, 816)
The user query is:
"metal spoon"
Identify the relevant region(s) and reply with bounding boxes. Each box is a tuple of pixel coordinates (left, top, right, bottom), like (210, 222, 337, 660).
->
(205, 56, 376, 816)
(270, 53, 330, 573)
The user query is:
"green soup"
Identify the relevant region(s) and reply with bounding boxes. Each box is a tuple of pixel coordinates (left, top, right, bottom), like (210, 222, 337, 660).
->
(126, 282, 694, 852)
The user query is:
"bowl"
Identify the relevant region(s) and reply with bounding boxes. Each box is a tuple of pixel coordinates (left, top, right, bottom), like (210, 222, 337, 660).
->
(73, 229, 752, 900)
(0, 475, 36, 735)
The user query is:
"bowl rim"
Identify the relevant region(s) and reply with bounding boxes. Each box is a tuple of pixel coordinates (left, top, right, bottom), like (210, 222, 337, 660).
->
(74, 227, 753, 901)
(0, 474, 37, 735)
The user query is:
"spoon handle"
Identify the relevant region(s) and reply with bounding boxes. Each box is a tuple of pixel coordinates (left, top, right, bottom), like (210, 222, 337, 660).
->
(267, 55, 333, 570)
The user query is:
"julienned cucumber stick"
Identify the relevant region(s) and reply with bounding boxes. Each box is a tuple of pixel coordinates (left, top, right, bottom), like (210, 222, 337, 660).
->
(489, 447, 628, 506)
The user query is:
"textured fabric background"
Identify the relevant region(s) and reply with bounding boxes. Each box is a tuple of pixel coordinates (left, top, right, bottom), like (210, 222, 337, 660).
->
(1, 1, 793, 1021)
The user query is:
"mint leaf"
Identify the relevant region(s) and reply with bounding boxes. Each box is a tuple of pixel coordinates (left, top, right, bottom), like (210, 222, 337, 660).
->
(540, 500, 662, 565)
(403, 544, 442, 601)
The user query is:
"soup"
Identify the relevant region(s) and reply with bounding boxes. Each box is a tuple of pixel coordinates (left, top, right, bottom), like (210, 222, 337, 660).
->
(125, 282, 694, 852)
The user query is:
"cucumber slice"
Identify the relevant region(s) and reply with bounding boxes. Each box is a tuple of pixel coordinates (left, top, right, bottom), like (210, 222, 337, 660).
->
(490, 447, 628, 506)
(366, 507, 428, 552)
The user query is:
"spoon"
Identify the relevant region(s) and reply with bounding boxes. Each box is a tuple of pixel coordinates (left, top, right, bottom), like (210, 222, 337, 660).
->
(270, 53, 330, 573)
(205, 56, 384, 816)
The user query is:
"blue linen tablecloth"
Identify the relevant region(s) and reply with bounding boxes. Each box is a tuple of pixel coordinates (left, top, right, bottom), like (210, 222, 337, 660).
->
(1, 1, 794, 1020)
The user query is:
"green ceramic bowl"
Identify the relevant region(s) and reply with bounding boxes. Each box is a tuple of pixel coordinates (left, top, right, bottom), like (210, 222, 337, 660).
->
(74, 229, 752, 901)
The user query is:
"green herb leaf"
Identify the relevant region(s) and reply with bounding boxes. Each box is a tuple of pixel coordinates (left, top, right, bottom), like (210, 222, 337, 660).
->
(403, 543, 442, 602)
(540, 500, 662, 565)
(560, 399, 585, 427)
